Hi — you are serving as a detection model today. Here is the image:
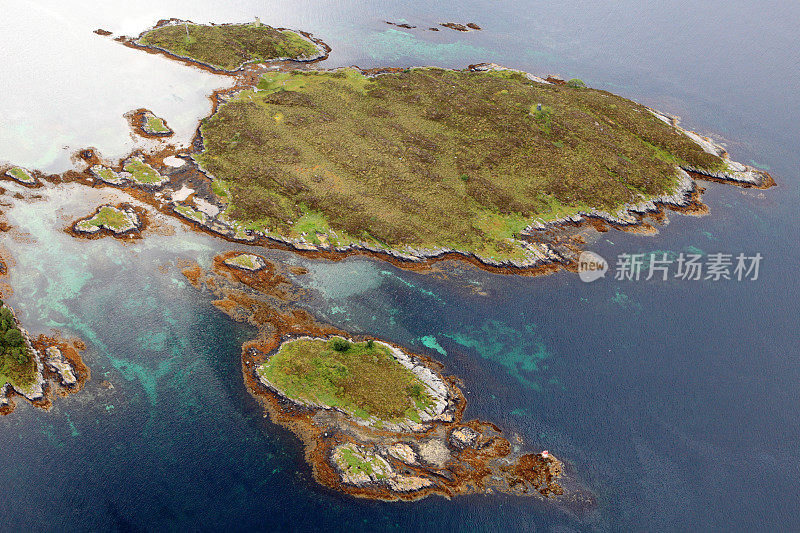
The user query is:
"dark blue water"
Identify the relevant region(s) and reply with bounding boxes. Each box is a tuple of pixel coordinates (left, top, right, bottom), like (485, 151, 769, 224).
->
(1, 1, 799, 531)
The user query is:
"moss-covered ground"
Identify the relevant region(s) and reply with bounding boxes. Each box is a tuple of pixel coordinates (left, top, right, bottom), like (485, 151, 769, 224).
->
(257, 337, 435, 423)
(76, 206, 134, 232)
(91, 165, 126, 184)
(123, 158, 164, 186)
(334, 444, 391, 480)
(173, 204, 207, 223)
(197, 68, 724, 261)
(139, 21, 320, 71)
(145, 114, 171, 134)
(225, 253, 260, 269)
(6, 167, 35, 184)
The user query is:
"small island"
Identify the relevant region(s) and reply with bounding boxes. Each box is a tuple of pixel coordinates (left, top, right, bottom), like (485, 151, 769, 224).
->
(71, 204, 144, 238)
(135, 19, 325, 72)
(258, 337, 451, 430)
(89, 157, 168, 188)
(3, 166, 37, 186)
(126, 108, 174, 137)
(181, 253, 581, 503)
(440, 22, 482, 32)
(223, 252, 266, 271)
(252, 335, 566, 501)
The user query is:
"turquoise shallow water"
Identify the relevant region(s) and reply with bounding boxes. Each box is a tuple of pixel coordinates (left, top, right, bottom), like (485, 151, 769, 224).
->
(1, 1, 799, 531)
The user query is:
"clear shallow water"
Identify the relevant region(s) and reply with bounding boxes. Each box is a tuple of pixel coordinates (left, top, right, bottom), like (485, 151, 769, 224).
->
(1, 1, 799, 531)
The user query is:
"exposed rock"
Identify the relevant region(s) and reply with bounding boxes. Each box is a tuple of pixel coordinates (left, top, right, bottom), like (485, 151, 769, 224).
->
(332, 443, 394, 486)
(440, 22, 481, 32)
(45, 346, 77, 386)
(89, 165, 130, 185)
(223, 253, 267, 272)
(332, 443, 433, 492)
(387, 443, 418, 464)
(417, 438, 451, 468)
(449, 426, 479, 449)
(388, 474, 433, 492)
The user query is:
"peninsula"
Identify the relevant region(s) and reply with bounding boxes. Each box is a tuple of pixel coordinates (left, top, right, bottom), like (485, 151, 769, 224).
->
(0, 300, 88, 415)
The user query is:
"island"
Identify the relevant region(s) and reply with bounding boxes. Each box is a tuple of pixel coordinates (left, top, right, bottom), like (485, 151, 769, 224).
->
(89, 156, 168, 188)
(256, 335, 564, 499)
(179, 252, 589, 505)
(2, 166, 38, 186)
(71, 203, 144, 238)
(133, 19, 327, 72)
(194, 64, 772, 266)
(126, 108, 174, 137)
(440, 22, 482, 32)
(223, 252, 267, 271)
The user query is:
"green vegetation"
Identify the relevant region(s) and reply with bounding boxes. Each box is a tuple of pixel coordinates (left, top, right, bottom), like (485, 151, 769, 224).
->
(334, 444, 391, 480)
(75, 206, 136, 233)
(138, 21, 320, 71)
(197, 68, 724, 261)
(0, 303, 36, 390)
(566, 78, 587, 88)
(173, 204, 208, 223)
(5, 167, 35, 184)
(123, 158, 165, 186)
(257, 337, 435, 423)
(90, 165, 126, 185)
(224, 253, 264, 270)
(144, 113, 171, 134)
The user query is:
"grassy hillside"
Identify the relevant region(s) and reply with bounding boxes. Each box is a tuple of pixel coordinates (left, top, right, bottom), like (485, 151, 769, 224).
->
(198, 67, 724, 260)
(257, 337, 435, 423)
(139, 21, 319, 70)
